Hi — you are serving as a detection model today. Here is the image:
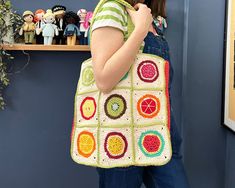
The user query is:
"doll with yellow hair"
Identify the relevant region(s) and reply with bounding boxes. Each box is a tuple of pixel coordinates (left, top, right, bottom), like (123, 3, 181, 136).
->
(40, 9, 59, 45)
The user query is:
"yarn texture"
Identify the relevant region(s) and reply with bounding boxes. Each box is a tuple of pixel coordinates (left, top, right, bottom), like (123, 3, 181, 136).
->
(70, 0, 172, 168)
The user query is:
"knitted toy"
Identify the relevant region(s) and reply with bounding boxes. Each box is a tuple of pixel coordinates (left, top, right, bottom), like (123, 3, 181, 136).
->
(70, 0, 172, 168)
(153, 16, 167, 36)
(40, 9, 59, 45)
(63, 11, 80, 46)
(77, 9, 89, 45)
(52, 5, 67, 44)
(34, 9, 45, 44)
(84, 11, 93, 46)
(19, 11, 36, 44)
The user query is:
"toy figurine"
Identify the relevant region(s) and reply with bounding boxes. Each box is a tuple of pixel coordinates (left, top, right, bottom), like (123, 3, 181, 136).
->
(84, 11, 93, 46)
(40, 9, 59, 45)
(153, 16, 167, 36)
(52, 5, 66, 44)
(77, 9, 89, 45)
(34, 9, 45, 44)
(19, 11, 36, 44)
(63, 11, 80, 46)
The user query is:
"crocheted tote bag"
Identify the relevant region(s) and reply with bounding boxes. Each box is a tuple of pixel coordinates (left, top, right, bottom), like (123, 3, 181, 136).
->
(70, 0, 172, 168)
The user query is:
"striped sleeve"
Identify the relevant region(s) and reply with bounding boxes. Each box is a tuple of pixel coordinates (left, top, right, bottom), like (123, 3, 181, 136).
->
(91, 0, 128, 34)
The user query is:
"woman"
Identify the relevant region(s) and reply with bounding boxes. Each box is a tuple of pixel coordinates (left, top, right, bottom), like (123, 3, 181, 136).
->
(90, 0, 190, 187)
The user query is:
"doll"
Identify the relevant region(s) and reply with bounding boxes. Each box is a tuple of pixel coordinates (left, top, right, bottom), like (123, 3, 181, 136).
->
(52, 5, 66, 44)
(84, 11, 93, 46)
(153, 16, 167, 36)
(40, 9, 59, 45)
(19, 11, 36, 44)
(63, 11, 80, 46)
(34, 9, 45, 44)
(77, 9, 89, 45)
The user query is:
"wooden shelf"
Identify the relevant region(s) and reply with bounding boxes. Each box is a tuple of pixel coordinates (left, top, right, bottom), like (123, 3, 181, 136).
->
(2, 44, 91, 51)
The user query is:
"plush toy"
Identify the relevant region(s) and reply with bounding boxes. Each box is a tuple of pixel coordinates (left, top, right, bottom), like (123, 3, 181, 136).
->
(19, 11, 36, 44)
(84, 11, 93, 46)
(77, 9, 89, 45)
(52, 5, 66, 44)
(34, 9, 45, 44)
(153, 16, 167, 36)
(63, 11, 80, 46)
(40, 9, 59, 45)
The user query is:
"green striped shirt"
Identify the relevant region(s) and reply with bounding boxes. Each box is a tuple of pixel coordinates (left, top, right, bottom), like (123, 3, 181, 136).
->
(91, 0, 145, 52)
(91, 0, 128, 36)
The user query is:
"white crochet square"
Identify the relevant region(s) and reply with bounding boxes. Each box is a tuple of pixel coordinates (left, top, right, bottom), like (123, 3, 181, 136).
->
(99, 89, 131, 127)
(71, 127, 98, 166)
(75, 91, 99, 127)
(132, 53, 166, 90)
(114, 69, 132, 88)
(134, 125, 172, 165)
(132, 90, 167, 127)
(99, 127, 133, 167)
(77, 59, 98, 94)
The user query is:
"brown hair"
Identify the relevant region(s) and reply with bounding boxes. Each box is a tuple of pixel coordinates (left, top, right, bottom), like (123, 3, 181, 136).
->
(125, 0, 166, 18)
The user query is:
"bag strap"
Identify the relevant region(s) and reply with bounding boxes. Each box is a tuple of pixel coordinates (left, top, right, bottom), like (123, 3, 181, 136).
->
(89, 0, 138, 48)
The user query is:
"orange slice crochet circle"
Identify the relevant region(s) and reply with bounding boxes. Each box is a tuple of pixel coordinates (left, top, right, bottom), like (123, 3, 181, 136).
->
(77, 131, 96, 158)
(137, 94, 160, 118)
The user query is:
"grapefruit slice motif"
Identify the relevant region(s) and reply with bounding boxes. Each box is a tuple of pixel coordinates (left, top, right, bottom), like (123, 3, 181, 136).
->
(137, 60, 159, 82)
(137, 94, 160, 118)
(80, 97, 96, 120)
(77, 131, 96, 158)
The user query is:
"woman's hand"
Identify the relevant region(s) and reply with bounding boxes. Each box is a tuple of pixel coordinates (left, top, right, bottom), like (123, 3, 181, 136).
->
(126, 3, 153, 37)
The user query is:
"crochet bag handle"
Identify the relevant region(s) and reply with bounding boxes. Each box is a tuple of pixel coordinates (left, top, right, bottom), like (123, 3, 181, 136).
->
(89, 0, 137, 48)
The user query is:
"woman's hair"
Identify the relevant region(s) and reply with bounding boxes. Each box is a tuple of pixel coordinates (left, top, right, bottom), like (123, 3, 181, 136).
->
(125, 0, 166, 18)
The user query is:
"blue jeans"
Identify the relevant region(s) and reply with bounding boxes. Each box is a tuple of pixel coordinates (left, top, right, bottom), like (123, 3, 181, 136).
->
(96, 33, 190, 188)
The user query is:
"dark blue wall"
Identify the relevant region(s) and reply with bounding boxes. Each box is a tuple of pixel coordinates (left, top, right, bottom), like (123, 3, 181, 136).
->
(0, 0, 234, 188)
(185, 0, 228, 184)
(183, 0, 234, 188)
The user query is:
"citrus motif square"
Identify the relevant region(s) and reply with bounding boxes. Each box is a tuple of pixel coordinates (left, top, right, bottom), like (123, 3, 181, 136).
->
(71, 127, 98, 165)
(99, 89, 131, 127)
(75, 91, 99, 127)
(132, 54, 166, 90)
(134, 125, 172, 165)
(99, 127, 133, 167)
(132, 90, 167, 126)
(77, 59, 98, 94)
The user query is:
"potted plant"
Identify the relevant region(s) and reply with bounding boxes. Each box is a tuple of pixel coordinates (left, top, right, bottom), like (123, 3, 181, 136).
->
(0, 0, 22, 109)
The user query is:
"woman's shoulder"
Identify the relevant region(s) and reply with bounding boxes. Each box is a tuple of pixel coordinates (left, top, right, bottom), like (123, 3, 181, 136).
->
(90, 0, 128, 35)
(100, 0, 127, 14)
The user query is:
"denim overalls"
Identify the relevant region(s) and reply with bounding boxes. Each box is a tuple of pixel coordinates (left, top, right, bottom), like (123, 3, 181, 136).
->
(142, 28, 183, 155)
(96, 24, 190, 188)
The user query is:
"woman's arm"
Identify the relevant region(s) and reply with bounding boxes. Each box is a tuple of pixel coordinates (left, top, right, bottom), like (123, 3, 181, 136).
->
(91, 3, 152, 94)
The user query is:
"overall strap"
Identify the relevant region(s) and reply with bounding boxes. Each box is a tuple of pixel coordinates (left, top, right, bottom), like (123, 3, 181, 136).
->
(89, 0, 137, 47)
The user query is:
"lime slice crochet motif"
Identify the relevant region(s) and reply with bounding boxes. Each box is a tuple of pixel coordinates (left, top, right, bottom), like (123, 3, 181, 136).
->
(82, 66, 95, 86)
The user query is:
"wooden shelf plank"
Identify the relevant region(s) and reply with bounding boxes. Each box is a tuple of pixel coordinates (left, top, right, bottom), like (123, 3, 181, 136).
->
(1, 44, 91, 51)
